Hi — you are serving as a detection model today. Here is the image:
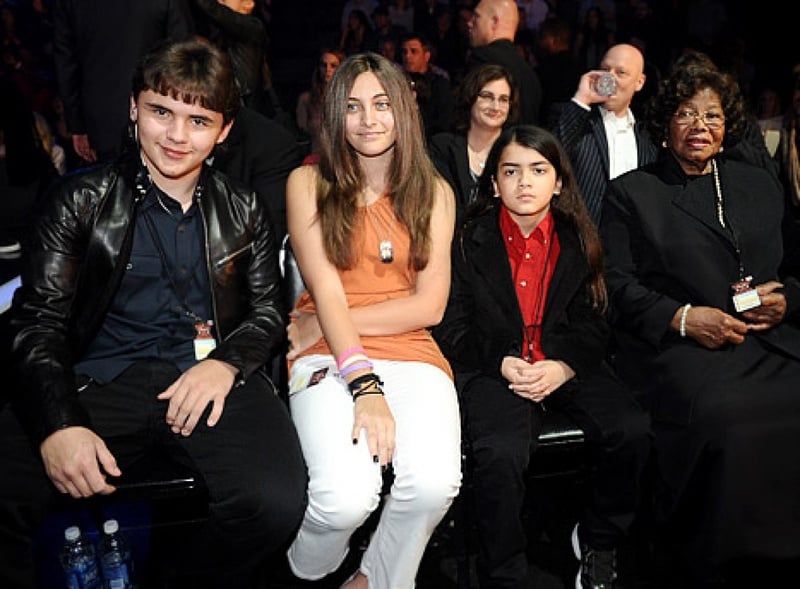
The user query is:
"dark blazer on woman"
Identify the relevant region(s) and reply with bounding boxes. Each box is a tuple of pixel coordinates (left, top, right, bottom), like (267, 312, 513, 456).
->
(434, 205, 608, 386)
(429, 133, 476, 213)
(549, 100, 657, 224)
(602, 151, 800, 424)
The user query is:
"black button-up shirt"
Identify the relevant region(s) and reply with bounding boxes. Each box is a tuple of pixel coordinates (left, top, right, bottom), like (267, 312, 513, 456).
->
(75, 185, 212, 383)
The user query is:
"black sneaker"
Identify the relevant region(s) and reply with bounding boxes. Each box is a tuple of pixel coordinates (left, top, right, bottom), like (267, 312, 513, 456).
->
(571, 524, 618, 589)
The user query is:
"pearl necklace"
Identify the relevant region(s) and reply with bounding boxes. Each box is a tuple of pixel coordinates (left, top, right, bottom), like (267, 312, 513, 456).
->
(712, 158, 725, 228)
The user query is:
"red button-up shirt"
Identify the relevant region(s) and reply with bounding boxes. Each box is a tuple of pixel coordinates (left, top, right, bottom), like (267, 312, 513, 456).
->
(499, 207, 560, 362)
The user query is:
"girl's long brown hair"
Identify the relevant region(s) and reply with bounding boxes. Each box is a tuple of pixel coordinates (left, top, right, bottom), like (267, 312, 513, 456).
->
(316, 52, 439, 271)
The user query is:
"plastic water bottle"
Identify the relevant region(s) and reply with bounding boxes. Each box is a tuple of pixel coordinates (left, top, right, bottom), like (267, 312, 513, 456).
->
(60, 526, 102, 589)
(98, 519, 134, 589)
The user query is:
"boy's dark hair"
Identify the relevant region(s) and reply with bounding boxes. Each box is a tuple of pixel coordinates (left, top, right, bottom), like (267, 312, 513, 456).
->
(132, 37, 241, 124)
(471, 125, 607, 310)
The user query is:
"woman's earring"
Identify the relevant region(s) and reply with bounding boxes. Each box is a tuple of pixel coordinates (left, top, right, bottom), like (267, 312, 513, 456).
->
(662, 140, 668, 148)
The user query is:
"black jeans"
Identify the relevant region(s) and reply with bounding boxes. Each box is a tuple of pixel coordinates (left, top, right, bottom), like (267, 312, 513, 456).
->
(461, 369, 652, 589)
(0, 360, 308, 589)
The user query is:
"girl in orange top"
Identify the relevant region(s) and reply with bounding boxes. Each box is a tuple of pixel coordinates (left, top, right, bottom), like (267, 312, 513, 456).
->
(284, 52, 461, 589)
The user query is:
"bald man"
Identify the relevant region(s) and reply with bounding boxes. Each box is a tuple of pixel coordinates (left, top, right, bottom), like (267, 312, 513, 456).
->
(467, 0, 543, 124)
(549, 43, 658, 224)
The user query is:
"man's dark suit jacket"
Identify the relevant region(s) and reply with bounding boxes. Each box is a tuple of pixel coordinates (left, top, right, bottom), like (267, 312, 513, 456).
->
(413, 69, 454, 138)
(468, 39, 543, 125)
(212, 107, 301, 241)
(549, 100, 657, 225)
(53, 0, 193, 160)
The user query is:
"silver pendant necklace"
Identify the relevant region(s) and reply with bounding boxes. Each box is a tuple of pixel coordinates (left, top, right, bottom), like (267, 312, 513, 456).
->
(363, 192, 395, 263)
(467, 143, 487, 174)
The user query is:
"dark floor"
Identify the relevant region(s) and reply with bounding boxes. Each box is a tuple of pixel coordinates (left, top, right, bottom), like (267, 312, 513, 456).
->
(32, 469, 622, 589)
(265, 472, 654, 589)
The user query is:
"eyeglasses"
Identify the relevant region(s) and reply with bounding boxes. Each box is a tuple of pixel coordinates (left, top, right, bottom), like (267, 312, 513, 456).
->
(476, 91, 510, 106)
(673, 109, 725, 129)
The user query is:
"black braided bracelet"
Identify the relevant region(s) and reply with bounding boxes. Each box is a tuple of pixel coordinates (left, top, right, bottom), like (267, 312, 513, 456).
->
(347, 372, 383, 394)
(352, 388, 384, 401)
(347, 373, 385, 400)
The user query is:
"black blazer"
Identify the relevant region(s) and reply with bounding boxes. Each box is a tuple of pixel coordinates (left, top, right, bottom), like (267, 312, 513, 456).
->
(434, 205, 608, 386)
(211, 107, 301, 240)
(602, 152, 800, 423)
(416, 70, 455, 138)
(53, 0, 193, 158)
(429, 132, 477, 214)
(549, 100, 657, 224)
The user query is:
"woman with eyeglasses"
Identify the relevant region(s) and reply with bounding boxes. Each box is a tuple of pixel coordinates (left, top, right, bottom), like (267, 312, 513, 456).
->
(429, 64, 518, 215)
(601, 51, 800, 586)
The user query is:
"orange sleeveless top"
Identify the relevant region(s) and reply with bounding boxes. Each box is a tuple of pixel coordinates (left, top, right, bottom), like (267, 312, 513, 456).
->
(292, 195, 452, 379)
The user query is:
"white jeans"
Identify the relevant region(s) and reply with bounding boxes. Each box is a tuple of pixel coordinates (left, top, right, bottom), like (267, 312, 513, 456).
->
(287, 355, 462, 588)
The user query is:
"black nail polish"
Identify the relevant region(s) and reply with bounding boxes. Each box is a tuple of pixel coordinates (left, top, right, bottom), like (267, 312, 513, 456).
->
(373, 455, 379, 463)
(352, 438, 358, 445)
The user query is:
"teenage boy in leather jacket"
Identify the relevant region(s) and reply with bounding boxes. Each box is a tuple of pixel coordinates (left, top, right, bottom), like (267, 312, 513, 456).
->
(0, 38, 307, 588)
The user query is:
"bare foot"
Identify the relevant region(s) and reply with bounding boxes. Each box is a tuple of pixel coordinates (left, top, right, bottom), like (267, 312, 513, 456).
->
(341, 571, 368, 589)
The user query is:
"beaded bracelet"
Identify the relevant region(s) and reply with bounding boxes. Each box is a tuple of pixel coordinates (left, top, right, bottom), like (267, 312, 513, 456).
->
(679, 303, 692, 338)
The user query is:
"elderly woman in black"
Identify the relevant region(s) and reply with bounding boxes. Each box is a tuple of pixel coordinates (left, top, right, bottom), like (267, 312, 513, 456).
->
(601, 57, 800, 586)
(429, 64, 518, 213)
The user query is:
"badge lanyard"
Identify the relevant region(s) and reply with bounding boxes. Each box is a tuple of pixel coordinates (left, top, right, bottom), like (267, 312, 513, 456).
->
(712, 159, 760, 312)
(141, 194, 217, 359)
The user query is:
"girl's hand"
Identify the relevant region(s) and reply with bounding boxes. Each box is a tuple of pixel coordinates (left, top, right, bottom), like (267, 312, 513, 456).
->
(287, 311, 322, 360)
(352, 394, 395, 466)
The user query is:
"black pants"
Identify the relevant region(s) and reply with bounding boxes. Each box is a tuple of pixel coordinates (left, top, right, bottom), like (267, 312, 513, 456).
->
(0, 360, 308, 589)
(461, 369, 652, 589)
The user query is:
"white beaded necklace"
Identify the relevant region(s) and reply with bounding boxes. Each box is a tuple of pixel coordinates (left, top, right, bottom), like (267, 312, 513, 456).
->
(712, 158, 725, 228)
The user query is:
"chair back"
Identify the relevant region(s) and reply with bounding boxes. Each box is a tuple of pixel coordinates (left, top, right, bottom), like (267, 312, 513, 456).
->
(280, 235, 306, 308)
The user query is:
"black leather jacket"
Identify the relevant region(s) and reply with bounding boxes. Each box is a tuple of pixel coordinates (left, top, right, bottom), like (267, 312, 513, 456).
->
(10, 152, 285, 444)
